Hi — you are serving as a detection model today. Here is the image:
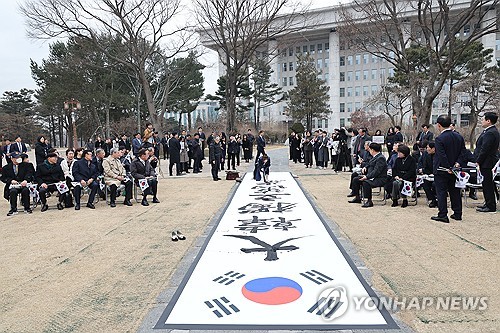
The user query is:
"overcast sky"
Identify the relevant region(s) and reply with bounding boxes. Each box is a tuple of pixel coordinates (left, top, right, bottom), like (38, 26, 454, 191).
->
(0, 0, 333, 97)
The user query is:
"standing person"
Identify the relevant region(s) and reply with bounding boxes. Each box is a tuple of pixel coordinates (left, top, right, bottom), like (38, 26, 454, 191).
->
(220, 135, 227, 170)
(179, 135, 189, 173)
(142, 123, 155, 148)
(13, 136, 28, 154)
(291, 133, 301, 163)
(85, 138, 95, 152)
(227, 135, 238, 170)
(385, 127, 395, 154)
(432, 115, 467, 223)
(353, 128, 370, 163)
(102, 138, 113, 157)
(242, 135, 252, 163)
(1, 152, 35, 215)
(168, 133, 182, 176)
(191, 133, 203, 173)
(302, 131, 314, 168)
(3, 139, 13, 165)
(94, 136, 104, 150)
(161, 133, 170, 160)
(416, 124, 434, 148)
(132, 133, 142, 157)
(197, 127, 206, 156)
(317, 131, 330, 169)
(235, 134, 242, 167)
(256, 130, 266, 161)
(209, 136, 222, 181)
(118, 134, 131, 151)
(247, 129, 255, 159)
(393, 126, 404, 143)
(288, 131, 296, 160)
(34, 135, 48, 166)
(474, 112, 499, 213)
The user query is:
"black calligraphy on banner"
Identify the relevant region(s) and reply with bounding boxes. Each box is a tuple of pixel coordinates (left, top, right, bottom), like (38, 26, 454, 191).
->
(238, 202, 298, 214)
(224, 235, 306, 261)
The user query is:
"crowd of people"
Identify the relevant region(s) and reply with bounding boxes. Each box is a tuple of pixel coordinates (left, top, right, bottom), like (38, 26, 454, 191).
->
(288, 113, 499, 222)
(0, 126, 267, 216)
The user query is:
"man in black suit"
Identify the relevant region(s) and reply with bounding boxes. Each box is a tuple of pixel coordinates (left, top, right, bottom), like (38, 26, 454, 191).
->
(352, 128, 371, 163)
(348, 142, 388, 207)
(13, 136, 28, 155)
(36, 152, 67, 212)
(256, 130, 266, 161)
(416, 124, 434, 148)
(168, 133, 182, 176)
(3, 139, 13, 164)
(432, 115, 467, 223)
(130, 148, 159, 206)
(209, 136, 222, 181)
(72, 150, 99, 210)
(474, 112, 499, 213)
(1, 152, 34, 215)
(393, 126, 404, 143)
(418, 142, 437, 207)
(191, 133, 203, 173)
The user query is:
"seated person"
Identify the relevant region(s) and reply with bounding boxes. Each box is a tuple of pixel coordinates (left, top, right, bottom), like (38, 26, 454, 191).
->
(130, 148, 159, 206)
(348, 143, 388, 207)
(147, 147, 159, 169)
(1, 152, 35, 216)
(36, 152, 68, 212)
(93, 148, 106, 198)
(119, 146, 132, 173)
(72, 149, 99, 210)
(418, 142, 437, 207)
(60, 149, 76, 207)
(254, 153, 271, 183)
(385, 144, 417, 207)
(347, 141, 372, 197)
(103, 147, 133, 207)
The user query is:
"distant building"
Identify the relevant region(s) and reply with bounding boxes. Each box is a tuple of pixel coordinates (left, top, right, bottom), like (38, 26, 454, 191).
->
(164, 100, 220, 128)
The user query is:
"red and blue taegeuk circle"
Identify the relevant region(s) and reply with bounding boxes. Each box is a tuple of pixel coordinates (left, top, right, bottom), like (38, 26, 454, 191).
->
(241, 277, 303, 305)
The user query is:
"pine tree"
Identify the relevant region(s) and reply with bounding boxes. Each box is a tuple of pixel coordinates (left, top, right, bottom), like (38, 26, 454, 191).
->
(286, 54, 330, 130)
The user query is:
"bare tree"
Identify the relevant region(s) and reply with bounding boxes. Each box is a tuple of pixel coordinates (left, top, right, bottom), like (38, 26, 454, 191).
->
(337, 0, 499, 128)
(365, 84, 412, 127)
(193, 0, 311, 132)
(20, 0, 196, 132)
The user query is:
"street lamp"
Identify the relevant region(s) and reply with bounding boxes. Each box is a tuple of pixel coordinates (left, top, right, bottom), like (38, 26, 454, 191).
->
(64, 98, 81, 149)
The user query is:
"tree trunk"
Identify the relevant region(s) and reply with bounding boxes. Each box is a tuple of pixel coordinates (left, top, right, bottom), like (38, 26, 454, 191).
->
(448, 77, 454, 118)
(188, 112, 192, 131)
(139, 66, 161, 131)
(256, 99, 261, 131)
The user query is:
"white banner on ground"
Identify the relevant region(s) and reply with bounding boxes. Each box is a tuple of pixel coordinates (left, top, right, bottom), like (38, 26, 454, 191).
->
(155, 172, 396, 330)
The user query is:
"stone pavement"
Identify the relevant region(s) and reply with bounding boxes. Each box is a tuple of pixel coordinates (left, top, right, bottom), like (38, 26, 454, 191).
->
(138, 147, 414, 333)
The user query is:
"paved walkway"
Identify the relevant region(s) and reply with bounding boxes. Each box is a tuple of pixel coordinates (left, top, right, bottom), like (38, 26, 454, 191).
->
(138, 147, 413, 333)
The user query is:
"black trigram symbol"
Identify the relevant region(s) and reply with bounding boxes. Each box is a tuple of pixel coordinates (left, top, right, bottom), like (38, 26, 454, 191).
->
(307, 297, 343, 319)
(300, 269, 333, 285)
(204, 297, 240, 318)
(213, 271, 246, 285)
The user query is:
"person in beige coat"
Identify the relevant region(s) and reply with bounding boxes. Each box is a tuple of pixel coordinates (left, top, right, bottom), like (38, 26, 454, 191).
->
(103, 148, 133, 207)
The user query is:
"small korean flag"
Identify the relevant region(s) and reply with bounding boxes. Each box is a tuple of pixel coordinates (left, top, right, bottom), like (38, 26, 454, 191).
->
(454, 170, 470, 188)
(28, 183, 39, 199)
(99, 181, 105, 190)
(56, 181, 69, 194)
(401, 180, 413, 196)
(477, 168, 484, 184)
(492, 159, 500, 177)
(416, 176, 424, 188)
(139, 178, 149, 191)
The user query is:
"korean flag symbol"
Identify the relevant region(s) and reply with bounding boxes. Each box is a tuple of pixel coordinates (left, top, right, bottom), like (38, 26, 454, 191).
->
(454, 171, 470, 188)
(401, 180, 413, 197)
(28, 184, 39, 198)
(57, 181, 69, 194)
(493, 159, 500, 177)
(241, 277, 302, 305)
(139, 178, 149, 191)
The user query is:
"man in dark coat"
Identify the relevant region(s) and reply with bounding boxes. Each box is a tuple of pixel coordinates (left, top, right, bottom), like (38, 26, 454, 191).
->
(72, 150, 99, 210)
(474, 111, 500, 213)
(130, 148, 159, 206)
(1, 152, 35, 215)
(352, 128, 371, 163)
(348, 142, 388, 208)
(418, 142, 437, 207)
(168, 133, 182, 176)
(432, 115, 467, 223)
(227, 135, 239, 170)
(256, 130, 266, 161)
(36, 152, 67, 212)
(209, 136, 222, 181)
(3, 139, 13, 165)
(416, 124, 434, 148)
(191, 133, 203, 173)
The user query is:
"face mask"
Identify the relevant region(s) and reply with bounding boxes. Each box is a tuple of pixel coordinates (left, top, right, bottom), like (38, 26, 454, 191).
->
(16, 158, 23, 164)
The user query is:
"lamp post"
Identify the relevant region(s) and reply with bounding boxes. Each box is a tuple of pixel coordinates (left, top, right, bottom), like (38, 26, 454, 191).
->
(64, 98, 81, 149)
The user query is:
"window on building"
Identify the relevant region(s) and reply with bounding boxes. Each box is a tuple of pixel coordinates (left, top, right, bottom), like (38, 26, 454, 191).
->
(282, 63, 287, 72)
(340, 87, 345, 97)
(464, 25, 470, 36)
(277, 63, 280, 73)
(325, 42, 330, 51)
(347, 71, 353, 81)
(347, 102, 353, 113)
(371, 85, 378, 95)
(363, 70, 369, 80)
(296, 46, 301, 54)
(324, 73, 329, 81)
(310, 44, 315, 54)
(460, 113, 470, 127)
(324, 119, 328, 128)
(303, 45, 308, 53)
(355, 70, 360, 80)
(347, 117, 351, 124)
(389, 51, 395, 59)
(289, 48, 294, 57)
(388, 68, 395, 77)
(340, 72, 345, 81)
(317, 59, 322, 69)
(363, 54, 369, 64)
(340, 103, 345, 112)
(289, 62, 294, 71)
(380, 68, 386, 79)
(497, 39, 500, 51)
(347, 55, 353, 65)
(371, 69, 377, 80)
(282, 77, 287, 86)
(355, 86, 360, 96)
(355, 102, 361, 111)
(347, 87, 352, 97)
(324, 59, 329, 68)
(340, 118, 345, 127)
(340, 56, 345, 66)
(363, 86, 369, 96)
(281, 49, 286, 57)
(289, 77, 294, 86)
(317, 43, 322, 53)
(355, 54, 361, 64)
(372, 54, 378, 63)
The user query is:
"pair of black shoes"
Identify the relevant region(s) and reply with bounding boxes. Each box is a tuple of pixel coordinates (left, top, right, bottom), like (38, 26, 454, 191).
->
(391, 199, 408, 208)
(476, 205, 496, 213)
(171, 230, 186, 241)
(74, 203, 95, 210)
(431, 214, 461, 223)
(213, 177, 222, 181)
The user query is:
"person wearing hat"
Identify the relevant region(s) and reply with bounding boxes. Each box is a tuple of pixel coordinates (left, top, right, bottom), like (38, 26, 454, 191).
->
(35, 152, 67, 212)
(0, 152, 35, 216)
